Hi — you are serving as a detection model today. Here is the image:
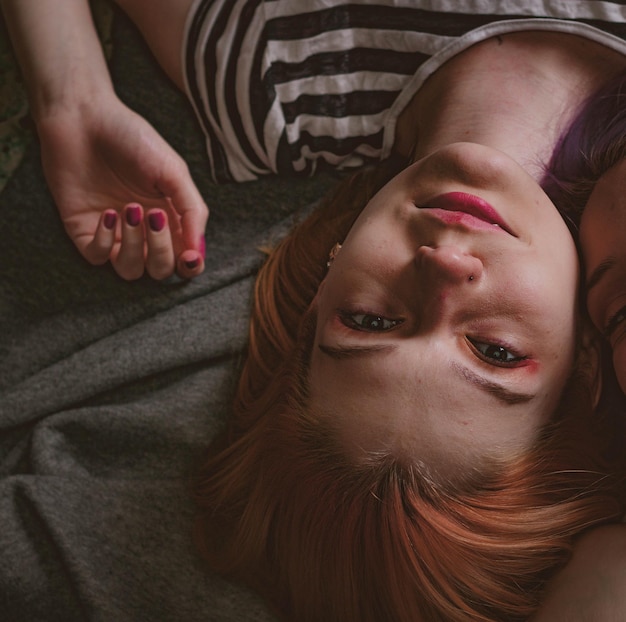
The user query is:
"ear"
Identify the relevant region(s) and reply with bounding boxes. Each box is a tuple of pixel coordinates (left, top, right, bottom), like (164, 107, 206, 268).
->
(578, 322, 603, 409)
(312, 242, 342, 303)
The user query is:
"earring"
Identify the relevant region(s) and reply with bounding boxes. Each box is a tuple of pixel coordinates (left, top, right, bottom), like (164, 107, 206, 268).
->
(326, 243, 342, 268)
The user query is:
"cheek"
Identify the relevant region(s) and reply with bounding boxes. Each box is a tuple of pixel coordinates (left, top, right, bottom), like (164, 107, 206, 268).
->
(517, 268, 578, 338)
(613, 344, 626, 396)
(531, 222, 580, 297)
(580, 207, 620, 266)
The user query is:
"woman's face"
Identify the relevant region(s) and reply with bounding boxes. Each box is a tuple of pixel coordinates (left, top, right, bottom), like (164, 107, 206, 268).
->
(309, 143, 580, 478)
(581, 158, 626, 394)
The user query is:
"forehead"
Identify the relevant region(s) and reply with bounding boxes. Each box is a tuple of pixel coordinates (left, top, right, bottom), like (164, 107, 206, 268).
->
(308, 336, 566, 478)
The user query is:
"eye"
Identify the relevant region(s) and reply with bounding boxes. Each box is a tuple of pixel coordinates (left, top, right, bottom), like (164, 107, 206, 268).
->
(467, 337, 526, 367)
(339, 310, 403, 332)
(604, 304, 626, 339)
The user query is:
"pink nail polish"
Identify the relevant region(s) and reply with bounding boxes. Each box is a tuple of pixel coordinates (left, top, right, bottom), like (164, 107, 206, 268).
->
(126, 205, 141, 227)
(103, 211, 117, 230)
(148, 211, 165, 232)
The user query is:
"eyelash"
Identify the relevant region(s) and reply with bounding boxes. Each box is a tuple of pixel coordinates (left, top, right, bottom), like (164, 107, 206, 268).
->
(604, 304, 626, 339)
(338, 310, 526, 367)
(338, 310, 403, 332)
(467, 336, 527, 367)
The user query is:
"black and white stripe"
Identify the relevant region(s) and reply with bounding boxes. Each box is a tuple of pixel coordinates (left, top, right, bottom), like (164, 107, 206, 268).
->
(184, 0, 626, 183)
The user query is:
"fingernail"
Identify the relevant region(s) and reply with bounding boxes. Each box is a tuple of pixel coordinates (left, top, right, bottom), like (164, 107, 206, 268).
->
(148, 211, 165, 232)
(185, 258, 200, 270)
(126, 204, 141, 227)
(103, 211, 117, 230)
(199, 235, 206, 259)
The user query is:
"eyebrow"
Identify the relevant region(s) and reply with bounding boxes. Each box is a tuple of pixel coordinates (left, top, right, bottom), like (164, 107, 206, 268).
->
(318, 343, 396, 359)
(586, 256, 617, 292)
(318, 344, 536, 406)
(451, 362, 535, 406)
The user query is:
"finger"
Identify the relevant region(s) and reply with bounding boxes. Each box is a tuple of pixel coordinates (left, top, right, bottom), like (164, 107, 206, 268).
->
(173, 189, 207, 279)
(83, 210, 118, 265)
(158, 164, 209, 255)
(145, 209, 176, 280)
(162, 197, 184, 259)
(113, 203, 146, 280)
(176, 248, 205, 280)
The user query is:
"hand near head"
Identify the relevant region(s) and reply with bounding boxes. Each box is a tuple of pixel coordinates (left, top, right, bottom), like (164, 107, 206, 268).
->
(1, 0, 208, 281)
(36, 94, 209, 281)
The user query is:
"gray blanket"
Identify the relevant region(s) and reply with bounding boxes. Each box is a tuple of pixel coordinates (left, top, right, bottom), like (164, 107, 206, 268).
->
(0, 8, 336, 621)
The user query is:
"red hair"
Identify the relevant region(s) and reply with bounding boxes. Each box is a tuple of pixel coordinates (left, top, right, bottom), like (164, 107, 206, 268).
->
(195, 160, 625, 622)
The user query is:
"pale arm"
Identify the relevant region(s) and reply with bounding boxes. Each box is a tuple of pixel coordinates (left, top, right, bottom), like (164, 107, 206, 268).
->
(0, 0, 208, 280)
(112, 0, 195, 91)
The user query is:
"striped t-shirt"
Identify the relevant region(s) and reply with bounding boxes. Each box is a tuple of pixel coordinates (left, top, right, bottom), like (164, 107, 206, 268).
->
(183, 0, 626, 183)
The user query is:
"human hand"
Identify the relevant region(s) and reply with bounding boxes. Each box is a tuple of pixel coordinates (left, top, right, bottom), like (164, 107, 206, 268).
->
(36, 94, 209, 280)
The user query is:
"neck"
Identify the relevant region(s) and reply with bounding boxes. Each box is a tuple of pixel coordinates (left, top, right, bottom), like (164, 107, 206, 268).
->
(396, 31, 626, 182)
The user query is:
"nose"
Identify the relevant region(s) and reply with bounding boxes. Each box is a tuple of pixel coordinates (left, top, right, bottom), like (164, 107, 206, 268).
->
(415, 245, 484, 285)
(413, 246, 484, 326)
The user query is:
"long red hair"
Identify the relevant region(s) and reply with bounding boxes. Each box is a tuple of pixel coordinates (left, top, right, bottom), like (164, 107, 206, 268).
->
(195, 160, 625, 622)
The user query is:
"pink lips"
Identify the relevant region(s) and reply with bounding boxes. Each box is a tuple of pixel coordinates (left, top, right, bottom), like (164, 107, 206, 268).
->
(420, 192, 515, 236)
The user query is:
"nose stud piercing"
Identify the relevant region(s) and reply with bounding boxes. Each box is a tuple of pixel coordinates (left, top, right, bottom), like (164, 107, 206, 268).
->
(468, 275, 475, 282)
(326, 243, 342, 268)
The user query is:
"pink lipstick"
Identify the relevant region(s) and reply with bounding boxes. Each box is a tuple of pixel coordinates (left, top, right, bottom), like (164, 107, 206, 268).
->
(420, 192, 516, 236)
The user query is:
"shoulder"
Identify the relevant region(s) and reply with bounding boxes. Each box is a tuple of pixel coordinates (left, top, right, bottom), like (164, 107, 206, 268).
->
(531, 524, 626, 622)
